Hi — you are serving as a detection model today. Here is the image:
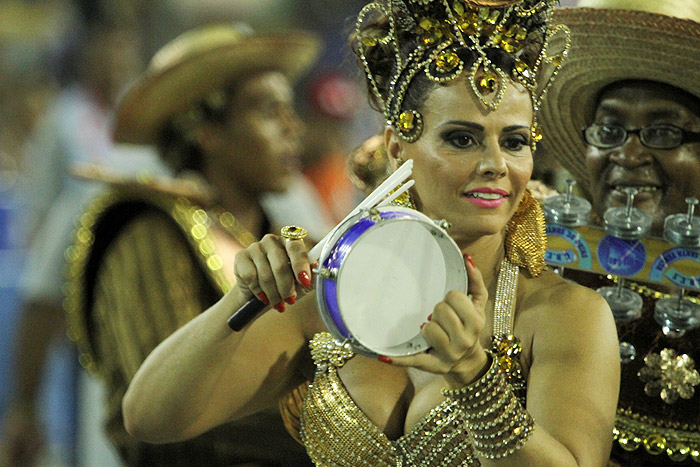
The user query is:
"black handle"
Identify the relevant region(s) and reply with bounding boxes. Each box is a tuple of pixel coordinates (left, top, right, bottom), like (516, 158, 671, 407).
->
(228, 296, 267, 331)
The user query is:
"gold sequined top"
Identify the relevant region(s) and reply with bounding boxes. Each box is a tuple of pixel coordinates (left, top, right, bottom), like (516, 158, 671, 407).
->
(64, 184, 312, 466)
(288, 259, 526, 466)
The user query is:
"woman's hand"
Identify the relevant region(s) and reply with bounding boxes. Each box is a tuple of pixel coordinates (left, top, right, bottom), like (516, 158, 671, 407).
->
(233, 233, 313, 313)
(388, 254, 491, 387)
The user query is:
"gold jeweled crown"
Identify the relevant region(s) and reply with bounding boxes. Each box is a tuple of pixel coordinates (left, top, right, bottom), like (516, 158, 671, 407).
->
(355, 0, 569, 143)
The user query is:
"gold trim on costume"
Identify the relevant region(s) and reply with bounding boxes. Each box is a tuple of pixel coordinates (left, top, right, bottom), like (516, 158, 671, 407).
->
(64, 185, 254, 375)
(614, 408, 700, 462)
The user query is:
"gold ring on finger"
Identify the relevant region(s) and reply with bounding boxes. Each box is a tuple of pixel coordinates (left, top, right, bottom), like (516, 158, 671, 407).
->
(280, 225, 308, 240)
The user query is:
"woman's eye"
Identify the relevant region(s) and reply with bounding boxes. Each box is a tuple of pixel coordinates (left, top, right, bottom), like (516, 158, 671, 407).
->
(445, 132, 477, 148)
(502, 135, 529, 151)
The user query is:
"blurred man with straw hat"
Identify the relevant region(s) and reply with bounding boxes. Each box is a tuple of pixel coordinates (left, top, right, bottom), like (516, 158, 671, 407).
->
(63, 24, 321, 466)
(539, 0, 700, 464)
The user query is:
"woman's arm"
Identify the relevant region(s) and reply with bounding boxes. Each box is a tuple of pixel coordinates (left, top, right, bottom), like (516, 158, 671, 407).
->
(496, 280, 620, 466)
(122, 233, 314, 443)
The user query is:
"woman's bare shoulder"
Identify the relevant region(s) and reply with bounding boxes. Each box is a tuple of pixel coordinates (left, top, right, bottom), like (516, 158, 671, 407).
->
(518, 268, 613, 328)
(516, 268, 618, 372)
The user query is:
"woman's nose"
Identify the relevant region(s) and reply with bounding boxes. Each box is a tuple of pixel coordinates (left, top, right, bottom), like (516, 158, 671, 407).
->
(475, 145, 507, 179)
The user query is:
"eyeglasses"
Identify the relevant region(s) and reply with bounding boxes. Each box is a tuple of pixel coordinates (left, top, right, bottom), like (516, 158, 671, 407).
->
(582, 123, 700, 150)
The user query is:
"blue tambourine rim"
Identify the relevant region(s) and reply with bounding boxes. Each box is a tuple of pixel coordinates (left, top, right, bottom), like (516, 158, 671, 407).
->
(321, 210, 419, 340)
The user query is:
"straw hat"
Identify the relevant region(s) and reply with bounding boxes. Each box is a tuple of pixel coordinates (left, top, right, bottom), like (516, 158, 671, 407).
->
(537, 0, 700, 194)
(114, 24, 321, 145)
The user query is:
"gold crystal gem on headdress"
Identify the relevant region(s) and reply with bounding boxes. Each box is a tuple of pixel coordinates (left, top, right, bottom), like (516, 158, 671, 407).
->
(513, 59, 530, 77)
(492, 25, 525, 53)
(419, 17, 439, 31)
(396, 110, 423, 142)
(436, 51, 460, 71)
(474, 7, 501, 26)
(548, 53, 565, 68)
(478, 69, 499, 93)
(399, 110, 415, 131)
(453, 1, 478, 31)
(530, 123, 543, 151)
(532, 125, 542, 143)
(638, 348, 700, 404)
(468, 57, 509, 110)
(360, 36, 377, 47)
(419, 17, 444, 46)
(457, 20, 478, 36)
(499, 36, 518, 53)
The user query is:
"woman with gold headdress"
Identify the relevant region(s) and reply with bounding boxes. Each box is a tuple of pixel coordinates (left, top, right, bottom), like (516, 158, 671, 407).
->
(123, 1, 619, 465)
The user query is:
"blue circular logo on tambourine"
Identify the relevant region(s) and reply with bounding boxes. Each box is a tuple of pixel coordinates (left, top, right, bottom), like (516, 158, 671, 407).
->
(597, 235, 647, 276)
(545, 224, 593, 268)
(650, 247, 700, 290)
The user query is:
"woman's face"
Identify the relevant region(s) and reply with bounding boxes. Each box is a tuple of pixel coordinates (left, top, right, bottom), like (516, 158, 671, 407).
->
(387, 76, 534, 244)
(209, 71, 303, 194)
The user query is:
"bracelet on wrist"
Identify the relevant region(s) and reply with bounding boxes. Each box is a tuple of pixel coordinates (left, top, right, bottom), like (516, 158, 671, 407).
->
(442, 350, 534, 459)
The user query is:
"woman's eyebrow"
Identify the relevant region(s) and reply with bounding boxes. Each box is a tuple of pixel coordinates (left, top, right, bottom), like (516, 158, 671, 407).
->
(502, 125, 530, 132)
(440, 120, 484, 131)
(438, 122, 530, 132)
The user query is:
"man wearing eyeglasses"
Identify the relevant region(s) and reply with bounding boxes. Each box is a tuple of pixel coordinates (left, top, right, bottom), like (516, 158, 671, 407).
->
(582, 81, 700, 235)
(538, 0, 700, 465)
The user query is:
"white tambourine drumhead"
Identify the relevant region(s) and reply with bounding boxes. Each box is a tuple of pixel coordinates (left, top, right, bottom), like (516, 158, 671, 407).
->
(315, 206, 467, 357)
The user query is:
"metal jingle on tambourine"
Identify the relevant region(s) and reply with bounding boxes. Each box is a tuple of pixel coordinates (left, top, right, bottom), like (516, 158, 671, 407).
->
(654, 296, 700, 338)
(596, 286, 643, 323)
(664, 214, 700, 248)
(664, 197, 700, 248)
(603, 207, 652, 240)
(543, 194, 591, 227)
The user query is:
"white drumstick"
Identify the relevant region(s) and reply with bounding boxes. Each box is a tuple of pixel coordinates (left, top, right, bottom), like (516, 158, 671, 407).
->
(376, 180, 414, 207)
(308, 159, 413, 261)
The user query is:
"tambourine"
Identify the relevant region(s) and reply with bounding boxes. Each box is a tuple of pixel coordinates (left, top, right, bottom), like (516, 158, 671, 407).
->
(315, 205, 467, 357)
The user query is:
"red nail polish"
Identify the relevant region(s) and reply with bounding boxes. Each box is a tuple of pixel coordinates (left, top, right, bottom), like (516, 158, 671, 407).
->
(257, 292, 269, 305)
(377, 356, 393, 364)
(420, 322, 426, 329)
(427, 313, 432, 321)
(464, 253, 475, 268)
(298, 271, 311, 288)
(274, 302, 286, 313)
(285, 295, 296, 305)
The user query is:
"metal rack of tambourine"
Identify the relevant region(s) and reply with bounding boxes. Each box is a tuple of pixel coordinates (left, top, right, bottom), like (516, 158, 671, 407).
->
(543, 180, 700, 349)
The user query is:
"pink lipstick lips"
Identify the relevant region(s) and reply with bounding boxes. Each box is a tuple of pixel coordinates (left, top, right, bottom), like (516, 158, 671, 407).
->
(463, 187, 509, 208)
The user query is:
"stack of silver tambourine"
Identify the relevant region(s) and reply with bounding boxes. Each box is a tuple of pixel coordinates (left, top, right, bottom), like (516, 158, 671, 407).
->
(543, 179, 700, 338)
